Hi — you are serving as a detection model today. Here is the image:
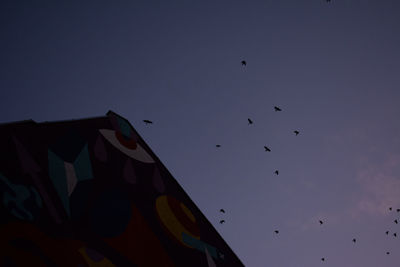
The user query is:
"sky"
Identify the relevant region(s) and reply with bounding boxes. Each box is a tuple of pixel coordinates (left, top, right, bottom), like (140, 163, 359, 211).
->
(1, 0, 400, 266)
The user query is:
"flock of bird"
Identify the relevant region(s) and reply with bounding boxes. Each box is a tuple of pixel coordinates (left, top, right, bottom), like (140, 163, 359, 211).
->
(215, 60, 301, 227)
(216, 105, 297, 179)
(141, 59, 399, 263)
(384, 207, 400, 255)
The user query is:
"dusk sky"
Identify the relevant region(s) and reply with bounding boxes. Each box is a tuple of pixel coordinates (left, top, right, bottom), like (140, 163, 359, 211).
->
(1, 1, 400, 266)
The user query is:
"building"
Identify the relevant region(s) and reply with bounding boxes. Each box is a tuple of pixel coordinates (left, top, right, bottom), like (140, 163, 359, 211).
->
(0, 111, 244, 267)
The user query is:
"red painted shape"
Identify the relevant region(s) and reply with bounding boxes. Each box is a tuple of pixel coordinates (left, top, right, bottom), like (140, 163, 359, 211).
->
(104, 204, 175, 267)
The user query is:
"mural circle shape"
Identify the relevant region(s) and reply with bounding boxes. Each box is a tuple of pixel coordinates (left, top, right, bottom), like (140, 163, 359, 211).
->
(155, 195, 200, 247)
(115, 131, 137, 150)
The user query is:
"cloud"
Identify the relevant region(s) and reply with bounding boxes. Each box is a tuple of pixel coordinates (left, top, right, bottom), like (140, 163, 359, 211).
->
(293, 152, 400, 231)
(352, 153, 400, 217)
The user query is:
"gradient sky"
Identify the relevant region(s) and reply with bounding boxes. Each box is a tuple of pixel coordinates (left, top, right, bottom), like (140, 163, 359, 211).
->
(1, 1, 400, 266)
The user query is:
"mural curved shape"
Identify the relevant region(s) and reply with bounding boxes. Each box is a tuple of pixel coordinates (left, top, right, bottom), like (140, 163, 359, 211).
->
(99, 129, 155, 163)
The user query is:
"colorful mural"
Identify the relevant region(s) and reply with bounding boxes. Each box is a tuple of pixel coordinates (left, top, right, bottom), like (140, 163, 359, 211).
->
(0, 111, 244, 267)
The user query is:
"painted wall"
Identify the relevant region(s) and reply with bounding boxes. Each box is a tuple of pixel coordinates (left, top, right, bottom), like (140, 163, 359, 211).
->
(0, 111, 244, 267)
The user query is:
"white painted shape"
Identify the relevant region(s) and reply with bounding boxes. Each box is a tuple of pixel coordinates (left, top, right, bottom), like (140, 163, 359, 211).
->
(99, 129, 155, 163)
(64, 161, 78, 196)
(205, 247, 217, 267)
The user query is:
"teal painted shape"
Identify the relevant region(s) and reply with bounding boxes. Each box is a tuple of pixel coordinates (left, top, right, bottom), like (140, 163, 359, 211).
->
(181, 232, 219, 259)
(73, 144, 93, 182)
(117, 116, 131, 138)
(48, 149, 70, 216)
(0, 173, 42, 221)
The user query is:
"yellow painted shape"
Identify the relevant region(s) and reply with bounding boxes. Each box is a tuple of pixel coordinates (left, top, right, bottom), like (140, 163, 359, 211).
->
(180, 202, 196, 223)
(78, 247, 116, 267)
(155, 195, 200, 247)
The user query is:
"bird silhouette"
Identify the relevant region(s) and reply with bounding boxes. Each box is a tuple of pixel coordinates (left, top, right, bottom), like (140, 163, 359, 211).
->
(394, 233, 397, 237)
(216, 144, 221, 148)
(386, 252, 390, 255)
(389, 207, 393, 211)
(274, 230, 279, 234)
(319, 220, 323, 225)
(352, 238, 356, 243)
(274, 170, 279, 175)
(220, 220, 225, 224)
(264, 146, 271, 152)
(248, 118, 253, 125)
(386, 231, 389, 235)
(395, 219, 398, 224)
(241, 60, 246, 66)
(143, 120, 153, 124)
(321, 258, 325, 261)
(397, 208, 400, 212)
(274, 106, 282, 112)
(294, 130, 299, 136)
(220, 209, 225, 213)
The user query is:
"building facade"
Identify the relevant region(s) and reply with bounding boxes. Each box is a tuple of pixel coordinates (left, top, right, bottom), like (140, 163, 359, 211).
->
(0, 111, 244, 267)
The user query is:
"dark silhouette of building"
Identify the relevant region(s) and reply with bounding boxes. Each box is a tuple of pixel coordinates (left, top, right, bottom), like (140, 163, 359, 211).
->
(0, 111, 244, 267)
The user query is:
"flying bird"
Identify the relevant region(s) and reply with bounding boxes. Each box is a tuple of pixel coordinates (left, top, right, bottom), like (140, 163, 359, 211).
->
(321, 258, 325, 261)
(241, 60, 246, 66)
(397, 209, 400, 212)
(394, 233, 397, 237)
(248, 118, 253, 125)
(274, 170, 279, 175)
(216, 144, 221, 148)
(395, 219, 398, 224)
(274, 106, 282, 112)
(294, 130, 299, 136)
(352, 238, 356, 243)
(264, 146, 271, 152)
(386, 231, 389, 235)
(389, 207, 393, 211)
(220, 209, 225, 213)
(319, 220, 323, 225)
(143, 120, 153, 124)
(386, 252, 390, 255)
(220, 220, 225, 224)
(274, 230, 279, 234)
